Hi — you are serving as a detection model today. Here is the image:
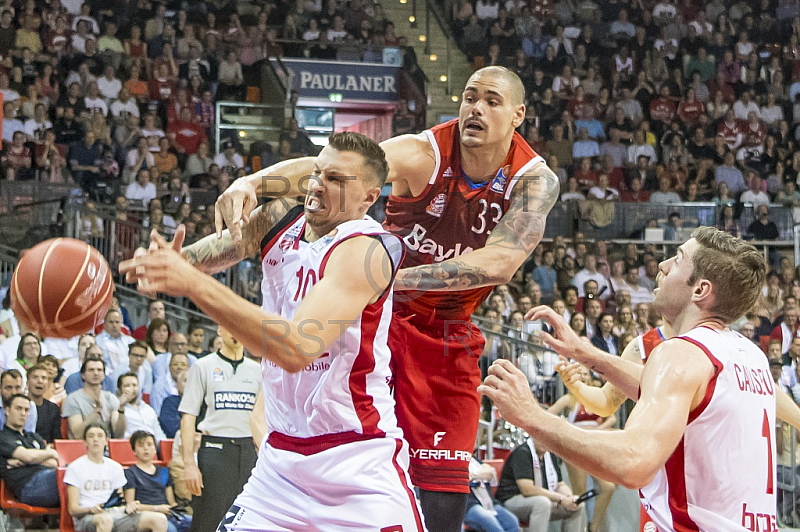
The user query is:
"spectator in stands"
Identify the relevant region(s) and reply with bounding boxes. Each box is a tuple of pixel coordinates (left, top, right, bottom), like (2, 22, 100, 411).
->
(649, 176, 682, 204)
(8, 332, 41, 376)
(572, 255, 608, 299)
(740, 174, 770, 205)
(131, 301, 164, 342)
(464, 456, 519, 532)
(216, 51, 244, 101)
(66, 423, 168, 532)
(38, 354, 66, 405)
(583, 298, 603, 339)
(167, 107, 206, 157)
(69, 129, 103, 191)
(63, 358, 125, 439)
(96, 309, 135, 375)
(591, 313, 619, 355)
(747, 204, 781, 243)
(623, 265, 654, 306)
(153, 333, 196, 385)
(279, 118, 318, 158)
(151, 352, 190, 418)
(111, 342, 153, 397)
(126, 168, 158, 208)
(27, 365, 61, 443)
(184, 140, 213, 181)
(2, 130, 32, 180)
(124, 430, 190, 532)
(627, 130, 657, 167)
(0, 393, 59, 507)
(213, 140, 244, 176)
(0, 370, 36, 433)
(158, 370, 186, 439)
(495, 437, 586, 532)
(146, 318, 171, 360)
(118, 373, 164, 443)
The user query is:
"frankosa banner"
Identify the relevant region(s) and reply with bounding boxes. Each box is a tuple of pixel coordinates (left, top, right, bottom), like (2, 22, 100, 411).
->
(273, 59, 400, 102)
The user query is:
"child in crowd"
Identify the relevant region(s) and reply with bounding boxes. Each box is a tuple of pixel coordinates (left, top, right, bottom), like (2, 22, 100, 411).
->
(124, 430, 191, 532)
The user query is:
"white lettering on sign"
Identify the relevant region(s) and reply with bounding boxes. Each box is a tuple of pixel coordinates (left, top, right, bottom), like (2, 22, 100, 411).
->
(299, 72, 396, 93)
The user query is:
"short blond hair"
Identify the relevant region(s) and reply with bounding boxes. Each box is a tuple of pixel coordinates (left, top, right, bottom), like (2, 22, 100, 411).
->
(689, 226, 766, 323)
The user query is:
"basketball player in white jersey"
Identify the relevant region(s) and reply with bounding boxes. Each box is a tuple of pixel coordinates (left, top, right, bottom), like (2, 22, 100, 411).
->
(480, 227, 776, 531)
(120, 132, 425, 531)
(551, 304, 800, 431)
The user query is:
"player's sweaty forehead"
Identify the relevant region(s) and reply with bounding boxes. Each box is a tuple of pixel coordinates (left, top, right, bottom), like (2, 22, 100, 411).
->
(464, 69, 524, 106)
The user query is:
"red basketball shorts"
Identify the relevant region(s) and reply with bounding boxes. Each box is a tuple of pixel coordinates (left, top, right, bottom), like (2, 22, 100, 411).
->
(388, 312, 485, 494)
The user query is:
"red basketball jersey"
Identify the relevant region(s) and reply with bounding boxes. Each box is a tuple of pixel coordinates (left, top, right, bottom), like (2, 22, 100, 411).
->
(383, 119, 544, 320)
(638, 326, 666, 364)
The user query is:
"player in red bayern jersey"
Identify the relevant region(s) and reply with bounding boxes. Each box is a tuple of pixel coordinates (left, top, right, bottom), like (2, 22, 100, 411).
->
(213, 66, 560, 530)
(482, 228, 776, 531)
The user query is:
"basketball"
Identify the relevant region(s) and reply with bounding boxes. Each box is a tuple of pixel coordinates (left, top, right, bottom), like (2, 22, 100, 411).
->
(10, 238, 115, 339)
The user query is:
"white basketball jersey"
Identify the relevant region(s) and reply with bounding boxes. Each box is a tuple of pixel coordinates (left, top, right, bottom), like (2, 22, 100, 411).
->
(639, 327, 778, 532)
(259, 206, 404, 443)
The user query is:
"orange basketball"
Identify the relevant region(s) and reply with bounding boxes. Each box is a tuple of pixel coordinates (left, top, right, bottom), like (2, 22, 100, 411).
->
(10, 238, 115, 339)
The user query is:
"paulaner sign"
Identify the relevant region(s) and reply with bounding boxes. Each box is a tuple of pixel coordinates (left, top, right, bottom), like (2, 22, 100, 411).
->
(273, 59, 400, 102)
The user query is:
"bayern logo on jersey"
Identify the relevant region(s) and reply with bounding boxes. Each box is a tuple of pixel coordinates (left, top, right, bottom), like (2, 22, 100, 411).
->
(279, 222, 304, 252)
(425, 193, 447, 217)
(489, 165, 510, 194)
(279, 237, 294, 251)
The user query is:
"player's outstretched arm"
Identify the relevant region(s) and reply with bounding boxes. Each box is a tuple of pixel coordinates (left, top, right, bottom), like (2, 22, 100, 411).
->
(393, 162, 559, 292)
(528, 306, 643, 400)
(777, 386, 800, 430)
(121, 235, 392, 373)
(214, 157, 315, 242)
(182, 199, 299, 274)
(479, 339, 712, 489)
(556, 339, 644, 417)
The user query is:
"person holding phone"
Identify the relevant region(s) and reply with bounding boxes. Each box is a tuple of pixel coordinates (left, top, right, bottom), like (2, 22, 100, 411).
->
(547, 365, 616, 532)
(494, 437, 586, 532)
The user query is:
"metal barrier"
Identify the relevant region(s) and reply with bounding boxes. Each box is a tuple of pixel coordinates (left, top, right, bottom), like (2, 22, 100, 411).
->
(778, 424, 798, 528)
(575, 201, 795, 242)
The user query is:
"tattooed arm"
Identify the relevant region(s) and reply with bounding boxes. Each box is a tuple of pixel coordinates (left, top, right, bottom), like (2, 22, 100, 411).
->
(182, 198, 299, 274)
(393, 161, 560, 291)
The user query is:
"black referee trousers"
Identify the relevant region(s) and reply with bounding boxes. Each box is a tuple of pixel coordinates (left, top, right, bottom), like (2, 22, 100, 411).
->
(191, 435, 257, 532)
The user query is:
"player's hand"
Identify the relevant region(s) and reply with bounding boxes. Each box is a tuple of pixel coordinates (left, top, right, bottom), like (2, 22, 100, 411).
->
(525, 306, 591, 363)
(120, 246, 199, 298)
(147, 226, 186, 254)
(554, 357, 585, 395)
(215, 177, 258, 243)
(478, 359, 541, 429)
(184, 461, 204, 496)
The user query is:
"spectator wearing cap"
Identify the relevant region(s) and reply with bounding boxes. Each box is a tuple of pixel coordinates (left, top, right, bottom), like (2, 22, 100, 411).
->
(213, 141, 244, 176)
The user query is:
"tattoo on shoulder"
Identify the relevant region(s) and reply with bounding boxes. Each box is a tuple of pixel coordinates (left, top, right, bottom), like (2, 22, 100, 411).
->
(487, 168, 560, 254)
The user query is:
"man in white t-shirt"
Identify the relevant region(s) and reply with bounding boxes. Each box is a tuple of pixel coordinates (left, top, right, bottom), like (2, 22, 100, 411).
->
(125, 169, 158, 207)
(97, 65, 122, 102)
(22, 103, 52, 143)
(84, 81, 109, 116)
(572, 254, 609, 298)
(109, 87, 140, 123)
(64, 423, 167, 532)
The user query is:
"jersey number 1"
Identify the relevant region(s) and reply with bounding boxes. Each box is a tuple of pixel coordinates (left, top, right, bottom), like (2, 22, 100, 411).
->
(761, 409, 774, 495)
